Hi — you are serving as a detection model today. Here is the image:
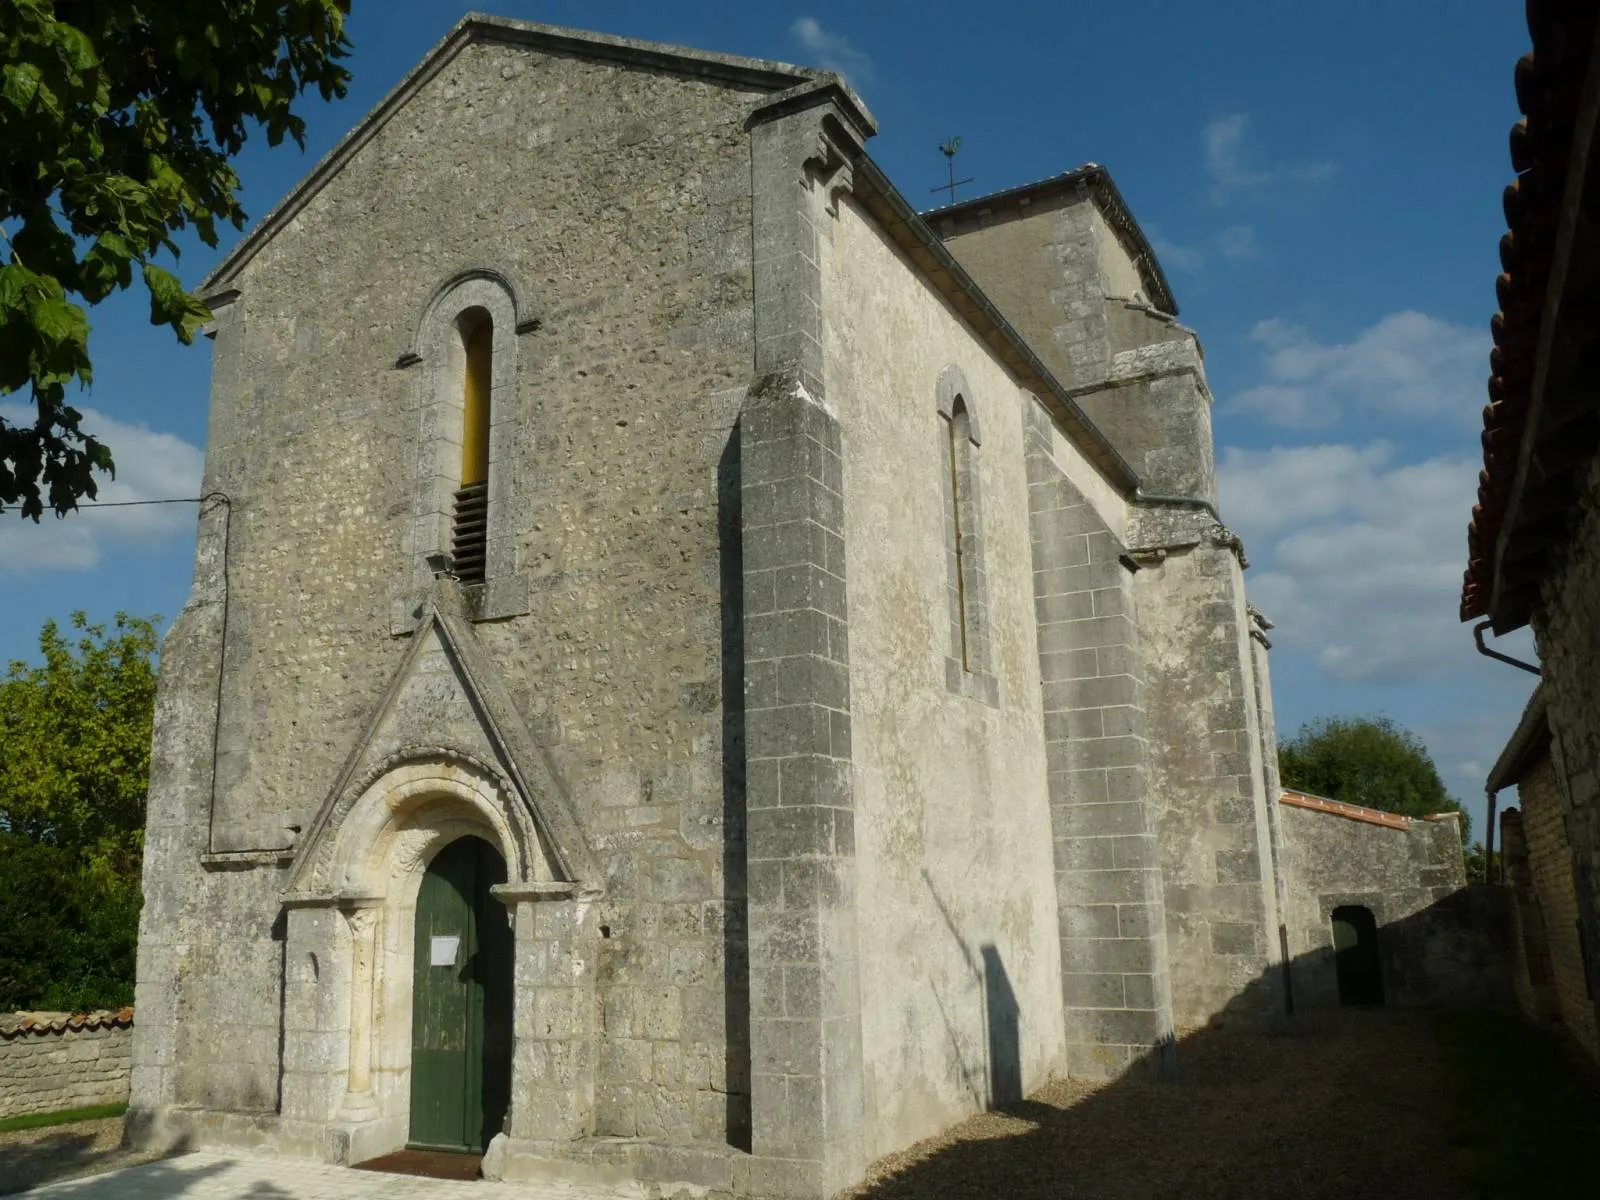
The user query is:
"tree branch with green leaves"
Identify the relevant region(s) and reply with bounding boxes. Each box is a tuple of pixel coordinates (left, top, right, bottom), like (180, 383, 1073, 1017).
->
(0, 0, 351, 519)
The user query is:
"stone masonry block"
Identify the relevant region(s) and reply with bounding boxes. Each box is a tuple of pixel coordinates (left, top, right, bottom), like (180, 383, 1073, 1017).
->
(1117, 904, 1160, 939)
(1042, 673, 1137, 713)
(1214, 849, 1262, 884)
(1061, 867, 1158, 905)
(774, 564, 847, 621)
(1053, 802, 1149, 839)
(1121, 974, 1159, 1011)
(1209, 922, 1261, 957)
(746, 610, 832, 664)
(744, 519, 833, 573)
(778, 756, 851, 809)
(1067, 735, 1145, 771)
(1055, 836, 1118, 873)
(1112, 835, 1160, 869)
(1062, 973, 1127, 1008)
(1070, 1007, 1169, 1049)
(1045, 707, 1104, 741)
(746, 703, 833, 759)
(1039, 648, 1100, 683)
(1049, 768, 1110, 806)
(748, 805, 844, 861)
(1058, 903, 1123, 939)
(1036, 591, 1097, 624)
(1062, 936, 1159, 975)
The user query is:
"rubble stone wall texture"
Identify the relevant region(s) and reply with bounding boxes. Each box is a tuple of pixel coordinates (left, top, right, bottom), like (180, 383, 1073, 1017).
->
(1534, 451, 1600, 1038)
(1278, 805, 1506, 1009)
(1516, 758, 1600, 1059)
(136, 36, 766, 1148)
(0, 1016, 132, 1119)
(819, 194, 1077, 1153)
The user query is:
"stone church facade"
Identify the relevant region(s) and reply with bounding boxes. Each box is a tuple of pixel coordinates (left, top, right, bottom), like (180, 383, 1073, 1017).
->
(131, 15, 1292, 1198)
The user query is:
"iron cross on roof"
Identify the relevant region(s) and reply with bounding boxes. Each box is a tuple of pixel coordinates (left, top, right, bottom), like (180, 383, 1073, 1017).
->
(931, 137, 973, 205)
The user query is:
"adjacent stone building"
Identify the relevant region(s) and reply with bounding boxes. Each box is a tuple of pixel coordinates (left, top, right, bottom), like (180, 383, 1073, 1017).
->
(1492, 688, 1600, 1062)
(132, 14, 1304, 1197)
(1462, 1, 1600, 1066)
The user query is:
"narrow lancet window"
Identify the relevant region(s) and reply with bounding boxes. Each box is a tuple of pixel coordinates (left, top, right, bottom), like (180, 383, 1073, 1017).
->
(948, 397, 972, 671)
(452, 312, 493, 583)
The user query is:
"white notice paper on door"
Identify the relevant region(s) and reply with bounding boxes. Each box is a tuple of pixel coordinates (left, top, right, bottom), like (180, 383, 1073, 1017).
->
(430, 935, 460, 967)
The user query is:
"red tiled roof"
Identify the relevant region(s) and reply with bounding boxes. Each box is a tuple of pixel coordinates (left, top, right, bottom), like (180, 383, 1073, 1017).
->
(1279, 789, 1413, 831)
(1462, 2, 1600, 624)
(0, 1008, 134, 1039)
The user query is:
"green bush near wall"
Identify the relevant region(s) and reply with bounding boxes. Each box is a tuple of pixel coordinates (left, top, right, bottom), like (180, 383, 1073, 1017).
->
(0, 614, 157, 1012)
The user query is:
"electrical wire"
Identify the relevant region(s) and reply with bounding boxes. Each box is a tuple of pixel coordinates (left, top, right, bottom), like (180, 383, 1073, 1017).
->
(56, 496, 211, 508)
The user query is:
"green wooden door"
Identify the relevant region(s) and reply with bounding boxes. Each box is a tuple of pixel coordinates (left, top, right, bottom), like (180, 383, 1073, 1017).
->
(409, 836, 513, 1152)
(1331, 905, 1385, 1007)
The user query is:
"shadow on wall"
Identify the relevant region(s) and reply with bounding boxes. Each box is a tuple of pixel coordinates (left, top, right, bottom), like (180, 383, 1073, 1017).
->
(841, 886, 1589, 1200)
(1288, 885, 1512, 1014)
(921, 870, 1024, 1110)
(717, 424, 753, 1152)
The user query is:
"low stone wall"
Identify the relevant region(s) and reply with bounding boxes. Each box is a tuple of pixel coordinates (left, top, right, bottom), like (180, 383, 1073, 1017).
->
(0, 1009, 134, 1119)
(1278, 796, 1509, 1009)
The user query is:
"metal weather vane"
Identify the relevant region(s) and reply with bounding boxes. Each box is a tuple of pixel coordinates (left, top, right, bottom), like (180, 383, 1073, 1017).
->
(931, 136, 973, 205)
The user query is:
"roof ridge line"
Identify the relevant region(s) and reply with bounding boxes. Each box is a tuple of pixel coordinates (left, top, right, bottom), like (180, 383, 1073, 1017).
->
(200, 13, 838, 296)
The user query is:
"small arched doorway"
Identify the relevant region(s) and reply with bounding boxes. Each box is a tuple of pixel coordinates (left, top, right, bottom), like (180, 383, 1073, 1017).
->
(408, 835, 513, 1152)
(1331, 905, 1385, 1006)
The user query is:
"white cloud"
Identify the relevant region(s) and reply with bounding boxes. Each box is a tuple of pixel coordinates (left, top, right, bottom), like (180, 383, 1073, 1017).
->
(1205, 114, 1272, 200)
(790, 17, 872, 82)
(1220, 440, 1490, 683)
(1204, 113, 1336, 204)
(1227, 310, 1487, 428)
(0, 404, 203, 574)
(1216, 224, 1258, 260)
(1147, 226, 1204, 272)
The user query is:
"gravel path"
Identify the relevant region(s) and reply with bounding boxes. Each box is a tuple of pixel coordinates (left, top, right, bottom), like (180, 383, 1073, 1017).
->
(843, 1009, 1472, 1200)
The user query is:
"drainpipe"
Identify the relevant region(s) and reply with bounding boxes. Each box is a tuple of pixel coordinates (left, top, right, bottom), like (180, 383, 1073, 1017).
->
(1485, 786, 1499, 887)
(1473, 620, 1541, 676)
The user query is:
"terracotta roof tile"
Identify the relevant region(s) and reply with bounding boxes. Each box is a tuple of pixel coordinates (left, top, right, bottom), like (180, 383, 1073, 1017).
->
(1279, 789, 1413, 831)
(0, 1007, 134, 1039)
(1462, 2, 1600, 623)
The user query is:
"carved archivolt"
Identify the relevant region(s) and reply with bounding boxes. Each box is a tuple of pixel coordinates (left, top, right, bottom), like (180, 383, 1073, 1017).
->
(296, 750, 551, 898)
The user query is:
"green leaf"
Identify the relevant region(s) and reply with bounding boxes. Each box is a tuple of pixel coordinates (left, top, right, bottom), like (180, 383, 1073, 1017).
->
(51, 22, 99, 74)
(140, 264, 211, 344)
(1, 62, 45, 111)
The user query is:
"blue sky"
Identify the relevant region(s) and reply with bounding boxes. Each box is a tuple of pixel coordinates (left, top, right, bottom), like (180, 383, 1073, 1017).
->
(1, 1, 1538, 837)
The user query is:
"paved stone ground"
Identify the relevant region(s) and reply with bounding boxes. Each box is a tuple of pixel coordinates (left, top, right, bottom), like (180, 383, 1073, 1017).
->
(13, 1153, 641, 1199)
(8, 1009, 1592, 1199)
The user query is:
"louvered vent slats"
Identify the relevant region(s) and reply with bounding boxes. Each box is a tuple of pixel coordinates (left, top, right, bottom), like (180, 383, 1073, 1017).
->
(452, 481, 489, 583)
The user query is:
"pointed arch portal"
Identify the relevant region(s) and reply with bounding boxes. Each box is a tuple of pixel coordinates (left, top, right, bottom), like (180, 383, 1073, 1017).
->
(272, 603, 603, 1166)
